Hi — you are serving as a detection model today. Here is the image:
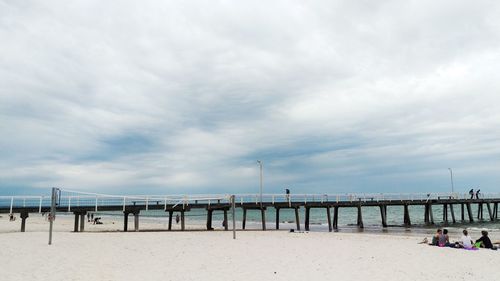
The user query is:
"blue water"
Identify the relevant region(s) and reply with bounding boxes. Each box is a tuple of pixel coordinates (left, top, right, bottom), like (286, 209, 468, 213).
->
(91, 204, 500, 236)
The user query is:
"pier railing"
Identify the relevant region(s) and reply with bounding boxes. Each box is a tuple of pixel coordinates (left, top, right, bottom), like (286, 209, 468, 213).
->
(2, 192, 500, 214)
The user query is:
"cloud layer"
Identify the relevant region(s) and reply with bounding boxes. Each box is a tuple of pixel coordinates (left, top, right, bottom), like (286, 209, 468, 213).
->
(1, 0, 500, 195)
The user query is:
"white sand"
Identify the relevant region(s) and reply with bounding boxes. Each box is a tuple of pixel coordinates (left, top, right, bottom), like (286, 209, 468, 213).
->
(1, 215, 499, 281)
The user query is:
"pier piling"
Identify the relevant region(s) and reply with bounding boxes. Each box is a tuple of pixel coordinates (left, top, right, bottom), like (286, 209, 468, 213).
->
(294, 207, 300, 230)
(449, 204, 456, 223)
(403, 204, 411, 227)
(380, 205, 388, 227)
(333, 206, 339, 230)
(357, 205, 364, 228)
(486, 203, 493, 221)
(275, 207, 280, 230)
(305, 207, 310, 231)
(326, 207, 332, 232)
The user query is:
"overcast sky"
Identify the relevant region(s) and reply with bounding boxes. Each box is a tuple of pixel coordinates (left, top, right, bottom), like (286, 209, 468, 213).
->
(1, 0, 500, 195)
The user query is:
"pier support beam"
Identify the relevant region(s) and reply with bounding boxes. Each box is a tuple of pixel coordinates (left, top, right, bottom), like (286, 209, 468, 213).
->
(74, 213, 80, 232)
(486, 203, 494, 221)
(294, 207, 301, 230)
(477, 203, 484, 220)
(449, 204, 456, 223)
(20, 211, 29, 232)
(134, 212, 139, 231)
(466, 203, 474, 222)
(442, 204, 448, 224)
(357, 205, 364, 229)
(305, 207, 310, 231)
(123, 212, 129, 231)
(276, 208, 280, 230)
(380, 205, 387, 227)
(181, 211, 185, 231)
(206, 209, 213, 230)
(403, 204, 411, 227)
(333, 206, 339, 230)
(261, 208, 266, 231)
(223, 209, 228, 231)
(461, 203, 465, 221)
(80, 213, 86, 232)
(326, 207, 332, 232)
(242, 208, 247, 230)
(494, 203, 498, 220)
(168, 211, 173, 230)
(428, 204, 434, 224)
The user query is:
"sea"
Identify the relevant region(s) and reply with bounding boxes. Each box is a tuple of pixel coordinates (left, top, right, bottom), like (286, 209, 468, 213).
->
(90, 204, 500, 238)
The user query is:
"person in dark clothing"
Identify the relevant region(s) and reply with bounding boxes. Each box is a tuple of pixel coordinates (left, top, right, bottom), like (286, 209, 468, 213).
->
(175, 214, 180, 224)
(476, 189, 481, 199)
(476, 230, 494, 249)
(87, 213, 90, 222)
(285, 188, 290, 201)
(469, 189, 474, 199)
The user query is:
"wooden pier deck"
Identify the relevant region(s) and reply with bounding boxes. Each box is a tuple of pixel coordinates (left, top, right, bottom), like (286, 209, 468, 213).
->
(1, 193, 499, 233)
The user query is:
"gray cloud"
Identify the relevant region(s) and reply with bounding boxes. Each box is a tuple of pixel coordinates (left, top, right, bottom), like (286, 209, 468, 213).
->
(1, 0, 500, 195)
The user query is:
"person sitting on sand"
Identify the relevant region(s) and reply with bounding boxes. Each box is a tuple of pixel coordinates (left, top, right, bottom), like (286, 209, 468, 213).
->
(431, 229, 442, 246)
(460, 229, 474, 249)
(476, 230, 494, 249)
(438, 229, 450, 247)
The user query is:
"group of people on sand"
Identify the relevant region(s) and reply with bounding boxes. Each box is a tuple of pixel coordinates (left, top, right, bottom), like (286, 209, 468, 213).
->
(423, 228, 498, 250)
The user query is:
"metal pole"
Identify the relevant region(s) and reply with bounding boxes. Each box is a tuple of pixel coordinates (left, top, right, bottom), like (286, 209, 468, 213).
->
(448, 168, 454, 194)
(231, 195, 236, 240)
(257, 160, 263, 209)
(48, 187, 57, 245)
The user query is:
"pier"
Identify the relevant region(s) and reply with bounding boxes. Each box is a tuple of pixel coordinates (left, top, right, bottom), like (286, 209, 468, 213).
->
(1, 192, 500, 233)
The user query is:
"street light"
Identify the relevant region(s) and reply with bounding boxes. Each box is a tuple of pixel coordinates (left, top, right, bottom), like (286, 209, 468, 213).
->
(448, 168, 454, 194)
(257, 160, 263, 208)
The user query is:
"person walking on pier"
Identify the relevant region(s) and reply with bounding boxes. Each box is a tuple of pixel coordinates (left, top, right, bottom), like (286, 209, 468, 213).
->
(285, 188, 290, 202)
(469, 189, 474, 199)
(475, 189, 481, 199)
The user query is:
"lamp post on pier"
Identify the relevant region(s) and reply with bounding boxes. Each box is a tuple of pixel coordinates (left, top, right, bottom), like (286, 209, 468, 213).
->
(257, 160, 263, 209)
(448, 168, 454, 194)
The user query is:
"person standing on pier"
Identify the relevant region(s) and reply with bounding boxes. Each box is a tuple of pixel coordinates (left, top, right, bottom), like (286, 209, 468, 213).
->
(476, 189, 481, 199)
(469, 189, 474, 199)
(285, 188, 290, 201)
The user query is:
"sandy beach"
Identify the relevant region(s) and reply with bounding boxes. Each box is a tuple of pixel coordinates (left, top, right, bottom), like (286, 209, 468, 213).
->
(1, 215, 499, 281)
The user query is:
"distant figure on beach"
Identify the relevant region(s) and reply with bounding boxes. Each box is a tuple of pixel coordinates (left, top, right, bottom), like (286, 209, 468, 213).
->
(9, 213, 15, 221)
(476, 230, 494, 249)
(469, 189, 474, 199)
(91, 213, 94, 221)
(475, 189, 481, 199)
(175, 214, 180, 224)
(87, 213, 90, 222)
(222, 219, 226, 228)
(460, 229, 474, 249)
